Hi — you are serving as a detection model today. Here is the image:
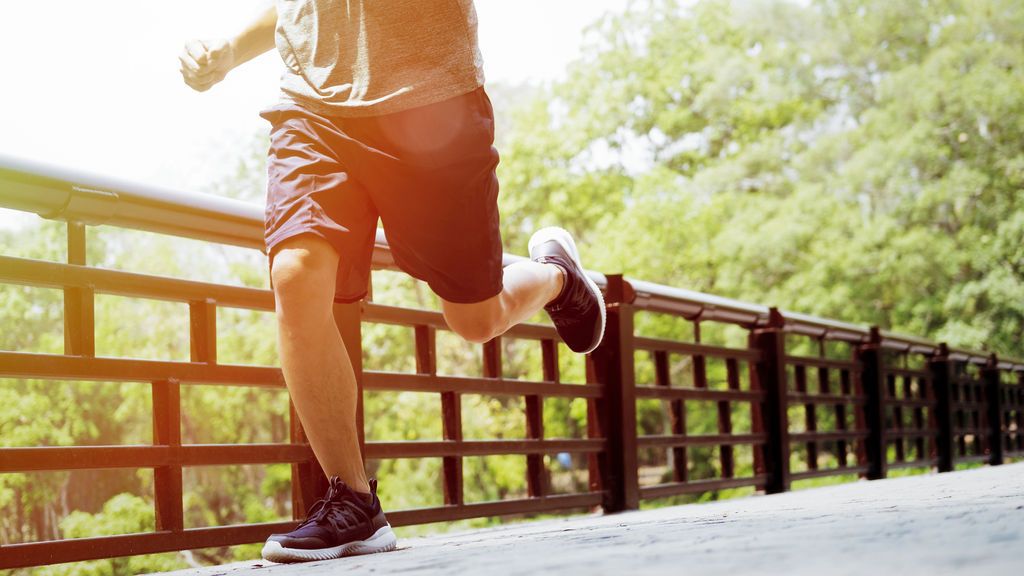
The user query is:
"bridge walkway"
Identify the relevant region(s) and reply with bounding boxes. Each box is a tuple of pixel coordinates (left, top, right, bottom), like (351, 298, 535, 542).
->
(151, 463, 1024, 576)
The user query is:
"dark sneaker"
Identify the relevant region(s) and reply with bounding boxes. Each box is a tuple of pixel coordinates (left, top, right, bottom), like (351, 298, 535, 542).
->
(528, 226, 606, 354)
(261, 477, 397, 562)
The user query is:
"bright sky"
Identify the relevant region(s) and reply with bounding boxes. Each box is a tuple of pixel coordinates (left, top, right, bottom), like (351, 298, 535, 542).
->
(0, 0, 628, 230)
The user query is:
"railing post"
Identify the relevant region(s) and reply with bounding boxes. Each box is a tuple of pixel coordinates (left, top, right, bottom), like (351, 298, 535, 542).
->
(753, 309, 789, 494)
(590, 274, 639, 513)
(858, 328, 887, 480)
(1017, 372, 1024, 456)
(930, 344, 955, 473)
(984, 354, 1004, 467)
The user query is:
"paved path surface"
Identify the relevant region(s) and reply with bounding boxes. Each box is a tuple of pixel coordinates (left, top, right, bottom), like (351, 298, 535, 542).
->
(152, 464, 1024, 576)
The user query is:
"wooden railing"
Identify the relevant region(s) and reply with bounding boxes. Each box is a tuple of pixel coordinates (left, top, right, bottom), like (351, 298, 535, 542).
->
(0, 154, 1021, 570)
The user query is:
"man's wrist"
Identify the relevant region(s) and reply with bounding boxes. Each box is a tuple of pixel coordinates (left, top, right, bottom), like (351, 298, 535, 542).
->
(225, 37, 242, 70)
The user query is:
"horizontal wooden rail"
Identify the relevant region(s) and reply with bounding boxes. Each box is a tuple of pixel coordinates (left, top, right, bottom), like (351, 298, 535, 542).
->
(638, 434, 766, 448)
(0, 351, 284, 386)
(386, 493, 604, 526)
(783, 355, 860, 370)
(363, 372, 602, 398)
(0, 444, 315, 472)
(634, 387, 765, 402)
(786, 393, 866, 405)
(364, 439, 605, 459)
(0, 522, 300, 571)
(631, 337, 762, 361)
(789, 431, 870, 443)
(639, 476, 768, 499)
(790, 466, 869, 481)
(0, 254, 275, 310)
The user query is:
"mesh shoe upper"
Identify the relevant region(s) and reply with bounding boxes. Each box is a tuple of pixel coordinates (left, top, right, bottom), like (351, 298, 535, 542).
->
(268, 477, 389, 550)
(530, 231, 606, 354)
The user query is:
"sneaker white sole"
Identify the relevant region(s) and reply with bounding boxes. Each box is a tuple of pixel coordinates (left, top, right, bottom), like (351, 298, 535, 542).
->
(261, 524, 398, 563)
(528, 226, 607, 354)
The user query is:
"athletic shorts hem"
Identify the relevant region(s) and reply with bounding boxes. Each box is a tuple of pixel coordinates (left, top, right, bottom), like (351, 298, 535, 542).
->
(427, 279, 504, 305)
(265, 227, 369, 304)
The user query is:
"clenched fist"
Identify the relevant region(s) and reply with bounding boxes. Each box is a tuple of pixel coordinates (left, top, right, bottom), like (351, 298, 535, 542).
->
(179, 38, 235, 92)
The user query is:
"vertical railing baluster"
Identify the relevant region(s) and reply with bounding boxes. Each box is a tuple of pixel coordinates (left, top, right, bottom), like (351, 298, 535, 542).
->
(152, 379, 183, 533)
(912, 369, 926, 461)
(415, 324, 436, 374)
(525, 401, 546, 499)
(483, 338, 501, 378)
(440, 396, 463, 506)
(693, 321, 707, 389)
(418, 323, 462, 506)
(817, 363, 835, 469)
(836, 368, 850, 468)
(750, 355, 767, 478)
(586, 357, 603, 496)
(654, 350, 687, 483)
(891, 374, 905, 464)
(591, 274, 639, 512)
(753, 309, 789, 494)
(189, 299, 217, 364)
(525, 393, 545, 498)
(541, 339, 559, 384)
(64, 221, 95, 357)
(719, 358, 738, 479)
(816, 339, 835, 470)
(984, 354, 1004, 466)
(796, 364, 817, 471)
(526, 339, 556, 499)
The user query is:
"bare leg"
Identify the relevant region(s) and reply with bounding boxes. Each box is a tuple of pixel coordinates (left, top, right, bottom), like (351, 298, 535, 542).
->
(271, 234, 369, 493)
(442, 260, 564, 344)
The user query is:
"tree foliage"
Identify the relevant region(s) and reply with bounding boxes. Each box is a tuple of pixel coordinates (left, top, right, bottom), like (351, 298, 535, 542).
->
(498, 0, 1024, 355)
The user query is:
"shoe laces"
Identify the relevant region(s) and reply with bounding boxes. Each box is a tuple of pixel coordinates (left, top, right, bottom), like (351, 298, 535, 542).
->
(299, 477, 371, 532)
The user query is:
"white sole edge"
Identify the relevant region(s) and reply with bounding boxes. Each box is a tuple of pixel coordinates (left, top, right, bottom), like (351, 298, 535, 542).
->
(528, 226, 607, 354)
(261, 524, 397, 563)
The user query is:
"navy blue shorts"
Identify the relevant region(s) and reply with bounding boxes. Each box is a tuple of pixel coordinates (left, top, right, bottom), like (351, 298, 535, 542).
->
(260, 87, 504, 304)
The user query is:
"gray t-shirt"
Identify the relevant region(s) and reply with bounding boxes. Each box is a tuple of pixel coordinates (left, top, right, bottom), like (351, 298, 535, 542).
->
(274, 0, 485, 117)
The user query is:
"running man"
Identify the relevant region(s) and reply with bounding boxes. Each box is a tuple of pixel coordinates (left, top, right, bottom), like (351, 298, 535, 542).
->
(179, 0, 605, 563)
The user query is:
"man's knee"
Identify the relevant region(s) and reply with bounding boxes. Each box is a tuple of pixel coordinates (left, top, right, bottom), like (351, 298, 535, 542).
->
(443, 298, 505, 344)
(270, 235, 338, 305)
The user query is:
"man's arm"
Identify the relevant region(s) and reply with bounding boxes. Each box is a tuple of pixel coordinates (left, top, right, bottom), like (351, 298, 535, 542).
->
(179, 4, 277, 92)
